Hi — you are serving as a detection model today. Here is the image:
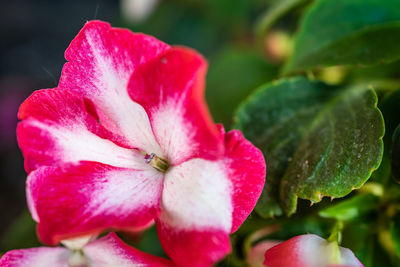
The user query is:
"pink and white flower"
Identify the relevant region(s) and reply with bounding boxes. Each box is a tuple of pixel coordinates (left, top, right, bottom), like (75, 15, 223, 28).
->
(17, 20, 266, 266)
(263, 234, 363, 267)
(247, 240, 281, 267)
(0, 232, 174, 267)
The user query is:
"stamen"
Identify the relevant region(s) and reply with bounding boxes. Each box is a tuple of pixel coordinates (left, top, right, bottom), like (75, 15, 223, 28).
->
(68, 249, 88, 267)
(145, 153, 170, 173)
(62, 235, 94, 267)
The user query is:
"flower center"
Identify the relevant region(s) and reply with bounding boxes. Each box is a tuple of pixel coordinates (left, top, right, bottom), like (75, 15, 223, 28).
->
(145, 153, 170, 173)
(68, 249, 88, 267)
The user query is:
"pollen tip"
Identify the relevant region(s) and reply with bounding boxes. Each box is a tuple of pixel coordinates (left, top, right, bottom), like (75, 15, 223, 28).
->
(145, 153, 155, 164)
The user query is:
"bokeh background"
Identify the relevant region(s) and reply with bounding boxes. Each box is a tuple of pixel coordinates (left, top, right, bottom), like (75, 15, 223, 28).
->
(0, 0, 282, 255)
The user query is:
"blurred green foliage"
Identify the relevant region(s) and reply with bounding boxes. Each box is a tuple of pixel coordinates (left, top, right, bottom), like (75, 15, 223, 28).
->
(284, 0, 400, 73)
(319, 194, 380, 222)
(206, 46, 277, 126)
(1, 211, 40, 251)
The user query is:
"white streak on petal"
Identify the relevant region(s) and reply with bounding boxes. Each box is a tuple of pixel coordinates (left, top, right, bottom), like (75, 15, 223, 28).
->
(151, 98, 195, 164)
(299, 235, 363, 267)
(339, 246, 364, 266)
(0, 247, 69, 267)
(83, 233, 172, 266)
(83, 30, 163, 156)
(26, 179, 39, 222)
(61, 235, 95, 250)
(28, 120, 141, 169)
(160, 158, 232, 231)
(86, 168, 163, 220)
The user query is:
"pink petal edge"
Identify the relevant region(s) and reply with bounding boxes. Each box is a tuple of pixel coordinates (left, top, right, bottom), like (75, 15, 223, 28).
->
(156, 220, 230, 267)
(128, 47, 223, 165)
(59, 20, 170, 153)
(0, 247, 69, 267)
(84, 232, 174, 267)
(0, 233, 174, 267)
(263, 234, 364, 267)
(28, 162, 163, 245)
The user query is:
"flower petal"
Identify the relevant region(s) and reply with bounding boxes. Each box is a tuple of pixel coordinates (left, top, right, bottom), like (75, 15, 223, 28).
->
(156, 128, 265, 266)
(263, 234, 364, 267)
(156, 222, 230, 267)
(221, 128, 266, 233)
(128, 47, 223, 164)
(247, 241, 281, 267)
(161, 158, 233, 231)
(156, 158, 232, 266)
(0, 234, 174, 267)
(0, 247, 69, 267)
(18, 88, 141, 173)
(28, 162, 163, 245)
(59, 20, 169, 153)
(84, 233, 174, 267)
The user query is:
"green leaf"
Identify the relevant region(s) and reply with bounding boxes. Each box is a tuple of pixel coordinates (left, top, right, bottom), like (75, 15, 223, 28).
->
(284, 0, 400, 74)
(341, 223, 373, 266)
(255, 0, 312, 36)
(392, 125, 400, 182)
(340, 224, 398, 267)
(137, 225, 166, 257)
(390, 212, 400, 258)
(235, 77, 384, 216)
(319, 194, 380, 221)
(374, 89, 400, 184)
(380, 90, 400, 142)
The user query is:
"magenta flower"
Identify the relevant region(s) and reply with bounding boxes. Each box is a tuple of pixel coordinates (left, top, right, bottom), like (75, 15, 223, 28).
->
(0, 232, 174, 267)
(17, 21, 266, 266)
(263, 234, 363, 267)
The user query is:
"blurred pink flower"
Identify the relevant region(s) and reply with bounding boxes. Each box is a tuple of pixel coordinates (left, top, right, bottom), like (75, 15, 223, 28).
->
(17, 21, 266, 266)
(247, 240, 281, 267)
(0, 232, 174, 267)
(263, 234, 363, 267)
